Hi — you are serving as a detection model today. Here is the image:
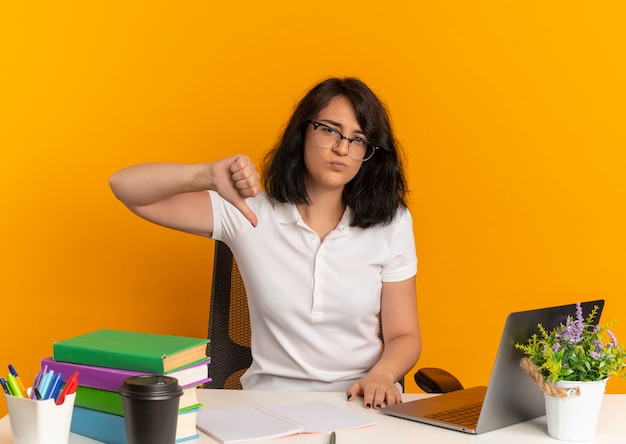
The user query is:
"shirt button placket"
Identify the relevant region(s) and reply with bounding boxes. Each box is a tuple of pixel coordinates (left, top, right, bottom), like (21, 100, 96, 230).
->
(311, 240, 325, 322)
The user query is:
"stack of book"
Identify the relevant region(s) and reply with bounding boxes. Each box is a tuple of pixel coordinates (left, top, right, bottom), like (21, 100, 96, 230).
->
(44, 329, 210, 443)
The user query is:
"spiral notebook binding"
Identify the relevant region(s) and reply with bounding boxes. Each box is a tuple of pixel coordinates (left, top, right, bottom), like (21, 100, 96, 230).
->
(249, 403, 305, 430)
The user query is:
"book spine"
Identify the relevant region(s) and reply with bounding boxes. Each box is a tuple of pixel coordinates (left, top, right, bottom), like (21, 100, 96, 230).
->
(41, 357, 144, 392)
(53, 349, 211, 375)
(71, 405, 198, 444)
(43, 356, 210, 390)
(70, 406, 127, 444)
(179, 403, 202, 413)
(52, 329, 209, 374)
(53, 342, 165, 373)
(74, 386, 125, 416)
(176, 433, 201, 443)
(75, 385, 202, 416)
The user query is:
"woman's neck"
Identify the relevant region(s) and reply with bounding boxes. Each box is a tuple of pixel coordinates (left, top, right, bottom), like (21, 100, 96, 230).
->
(297, 192, 346, 241)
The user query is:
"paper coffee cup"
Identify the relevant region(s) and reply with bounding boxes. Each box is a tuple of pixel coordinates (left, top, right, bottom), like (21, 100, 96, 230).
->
(120, 375, 182, 444)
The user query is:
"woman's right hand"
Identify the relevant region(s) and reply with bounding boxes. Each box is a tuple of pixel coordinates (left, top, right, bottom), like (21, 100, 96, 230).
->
(211, 155, 260, 227)
(109, 155, 260, 237)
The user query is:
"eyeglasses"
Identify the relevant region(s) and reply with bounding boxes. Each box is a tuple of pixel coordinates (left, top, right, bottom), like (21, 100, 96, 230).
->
(307, 120, 379, 161)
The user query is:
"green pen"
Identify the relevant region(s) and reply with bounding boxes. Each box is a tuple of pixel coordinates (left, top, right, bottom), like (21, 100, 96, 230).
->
(6, 374, 24, 398)
(329, 431, 336, 444)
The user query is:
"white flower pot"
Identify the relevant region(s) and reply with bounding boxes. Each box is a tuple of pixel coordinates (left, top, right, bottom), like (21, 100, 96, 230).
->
(544, 379, 607, 441)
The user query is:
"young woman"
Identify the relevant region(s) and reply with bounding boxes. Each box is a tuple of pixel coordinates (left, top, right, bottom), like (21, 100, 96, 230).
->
(109, 77, 421, 409)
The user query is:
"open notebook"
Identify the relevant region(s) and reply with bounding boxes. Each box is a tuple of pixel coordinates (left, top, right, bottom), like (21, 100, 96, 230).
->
(196, 400, 374, 443)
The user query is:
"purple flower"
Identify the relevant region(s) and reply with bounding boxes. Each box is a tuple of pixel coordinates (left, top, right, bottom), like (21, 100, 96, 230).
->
(592, 338, 603, 351)
(515, 302, 626, 382)
(590, 350, 602, 359)
(556, 314, 584, 345)
(576, 302, 583, 324)
(590, 339, 604, 360)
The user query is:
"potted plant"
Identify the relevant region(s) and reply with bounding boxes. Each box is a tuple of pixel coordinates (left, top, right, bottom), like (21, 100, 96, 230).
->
(515, 302, 626, 441)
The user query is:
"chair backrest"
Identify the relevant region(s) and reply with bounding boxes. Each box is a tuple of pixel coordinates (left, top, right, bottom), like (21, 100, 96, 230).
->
(205, 240, 252, 389)
(205, 240, 404, 389)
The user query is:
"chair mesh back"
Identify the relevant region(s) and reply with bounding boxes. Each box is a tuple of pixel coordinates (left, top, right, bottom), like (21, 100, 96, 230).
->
(205, 241, 252, 389)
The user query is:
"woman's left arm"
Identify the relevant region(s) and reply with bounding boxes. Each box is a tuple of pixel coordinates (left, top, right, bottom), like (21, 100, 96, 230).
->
(346, 276, 421, 409)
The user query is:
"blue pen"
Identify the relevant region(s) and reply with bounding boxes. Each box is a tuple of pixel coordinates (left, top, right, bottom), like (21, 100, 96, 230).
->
(42, 371, 58, 399)
(35, 365, 47, 394)
(47, 373, 63, 400)
(0, 378, 9, 395)
(37, 370, 54, 399)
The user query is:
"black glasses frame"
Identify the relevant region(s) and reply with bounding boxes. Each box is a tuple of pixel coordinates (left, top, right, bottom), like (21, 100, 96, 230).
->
(307, 120, 380, 161)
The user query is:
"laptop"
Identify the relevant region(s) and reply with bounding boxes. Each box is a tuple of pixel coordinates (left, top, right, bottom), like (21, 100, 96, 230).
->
(381, 300, 605, 434)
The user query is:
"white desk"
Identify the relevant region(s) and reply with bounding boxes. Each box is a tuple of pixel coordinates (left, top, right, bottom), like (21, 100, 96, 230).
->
(1, 390, 624, 443)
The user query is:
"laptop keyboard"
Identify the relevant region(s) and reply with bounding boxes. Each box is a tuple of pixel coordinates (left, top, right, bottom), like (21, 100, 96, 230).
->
(425, 402, 483, 428)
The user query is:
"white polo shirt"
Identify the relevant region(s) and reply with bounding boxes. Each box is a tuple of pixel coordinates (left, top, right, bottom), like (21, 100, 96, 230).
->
(209, 191, 417, 391)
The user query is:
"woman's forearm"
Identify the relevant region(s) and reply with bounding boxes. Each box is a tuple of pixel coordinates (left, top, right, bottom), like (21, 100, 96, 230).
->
(108, 156, 260, 234)
(109, 162, 213, 208)
(371, 333, 422, 384)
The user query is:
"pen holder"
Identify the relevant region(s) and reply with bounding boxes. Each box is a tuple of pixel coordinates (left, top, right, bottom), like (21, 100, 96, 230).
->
(5, 392, 76, 444)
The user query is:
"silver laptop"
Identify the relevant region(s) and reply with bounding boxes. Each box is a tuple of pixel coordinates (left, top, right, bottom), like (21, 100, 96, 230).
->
(381, 300, 605, 434)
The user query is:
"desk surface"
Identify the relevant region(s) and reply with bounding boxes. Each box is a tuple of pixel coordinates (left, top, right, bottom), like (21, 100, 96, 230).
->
(1, 390, 623, 443)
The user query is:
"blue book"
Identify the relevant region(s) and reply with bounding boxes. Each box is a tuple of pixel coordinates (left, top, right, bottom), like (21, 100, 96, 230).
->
(71, 406, 126, 444)
(71, 406, 201, 443)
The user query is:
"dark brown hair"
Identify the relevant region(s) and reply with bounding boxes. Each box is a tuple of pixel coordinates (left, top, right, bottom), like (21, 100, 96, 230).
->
(262, 77, 407, 228)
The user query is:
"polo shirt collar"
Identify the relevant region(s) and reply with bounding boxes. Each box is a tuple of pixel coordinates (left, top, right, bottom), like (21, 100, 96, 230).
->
(336, 206, 353, 233)
(273, 199, 354, 232)
(273, 200, 299, 224)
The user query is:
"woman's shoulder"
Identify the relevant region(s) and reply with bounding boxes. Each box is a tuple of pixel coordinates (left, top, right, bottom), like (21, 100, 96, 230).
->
(347, 206, 413, 240)
(211, 190, 272, 208)
(247, 192, 279, 211)
(393, 205, 412, 218)
(211, 191, 295, 223)
(385, 205, 413, 227)
(242, 192, 300, 223)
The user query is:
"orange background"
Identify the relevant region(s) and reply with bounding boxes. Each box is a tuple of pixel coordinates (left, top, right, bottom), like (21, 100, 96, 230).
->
(1, 1, 625, 416)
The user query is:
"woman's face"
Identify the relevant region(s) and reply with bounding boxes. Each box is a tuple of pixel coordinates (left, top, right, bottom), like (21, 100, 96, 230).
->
(303, 95, 365, 195)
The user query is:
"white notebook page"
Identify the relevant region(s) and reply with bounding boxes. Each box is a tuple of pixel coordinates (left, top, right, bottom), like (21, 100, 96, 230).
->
(196, 400, 374, 443)
(267, 400, 375, 433)
(196, 403, 303, 443)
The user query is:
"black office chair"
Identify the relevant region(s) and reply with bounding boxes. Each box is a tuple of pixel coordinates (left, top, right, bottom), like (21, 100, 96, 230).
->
(205, 240, 459, 392)
(205, 241, 252, 389)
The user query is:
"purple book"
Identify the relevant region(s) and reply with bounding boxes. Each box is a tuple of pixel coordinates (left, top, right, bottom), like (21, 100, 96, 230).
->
(41, 356, 210, 391)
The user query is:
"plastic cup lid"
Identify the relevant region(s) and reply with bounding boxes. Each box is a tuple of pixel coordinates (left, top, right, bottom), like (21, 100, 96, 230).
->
(119, 375, 183, 398)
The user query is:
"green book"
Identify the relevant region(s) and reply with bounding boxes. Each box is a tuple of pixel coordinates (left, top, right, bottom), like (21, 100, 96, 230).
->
(75, 385, 125, 416)
(75, 385, 202, 416)
(53, 329, 209, 373)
